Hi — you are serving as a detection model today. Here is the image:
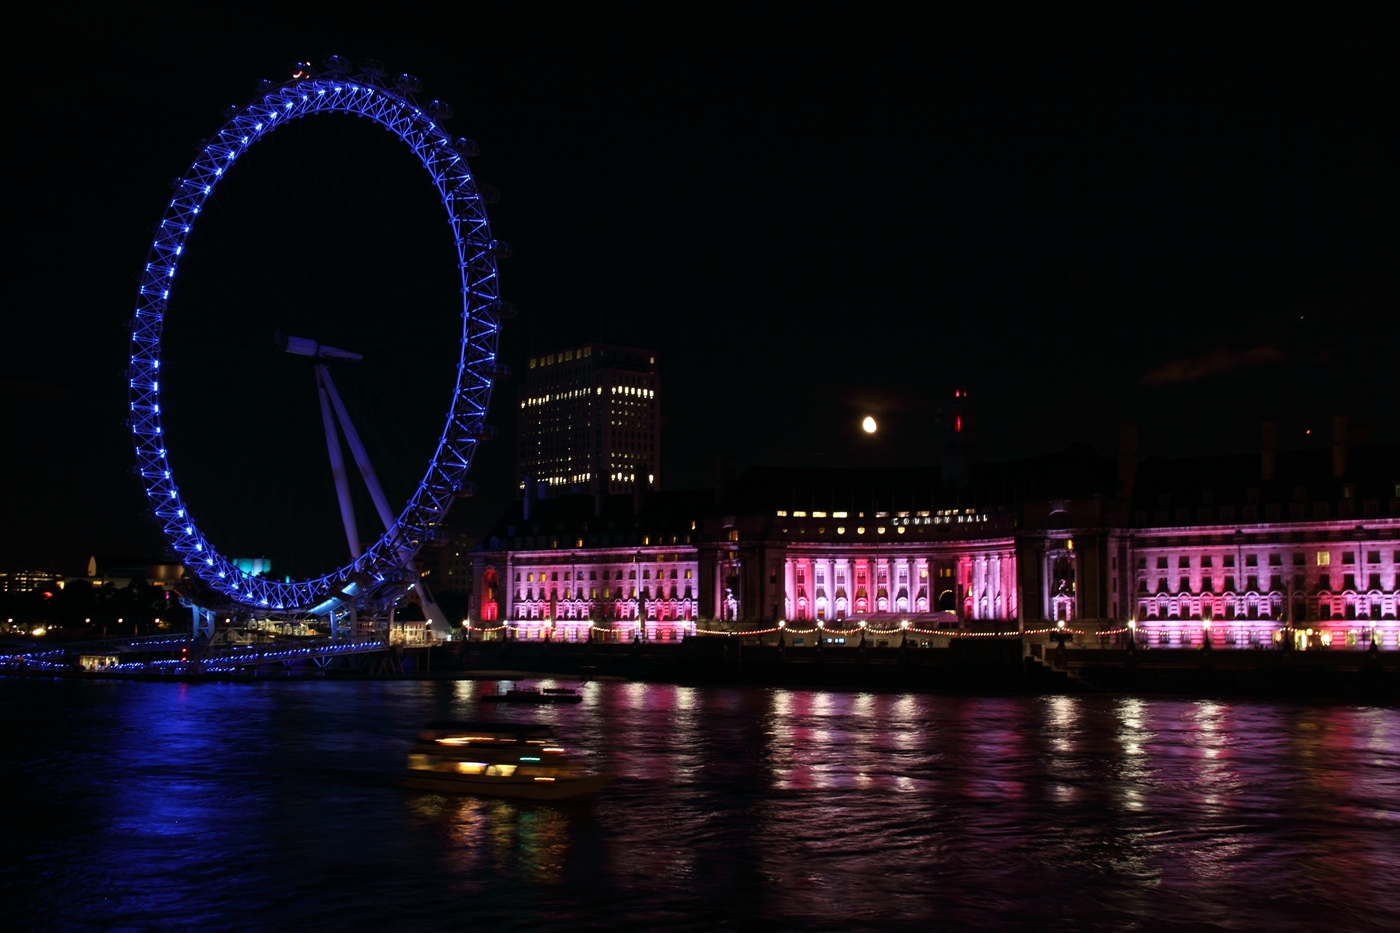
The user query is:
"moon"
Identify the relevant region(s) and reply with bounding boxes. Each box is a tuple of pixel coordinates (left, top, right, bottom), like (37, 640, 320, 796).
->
(862, 416, 878, 434)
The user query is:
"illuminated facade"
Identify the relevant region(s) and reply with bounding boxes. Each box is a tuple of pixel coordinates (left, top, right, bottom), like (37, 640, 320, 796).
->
(1118, 521, 1399, 649)
(476, 416, 1400, 649)
(0, 569, 61, 594)
(1108, 421, 1400, 650)
(518, 343, 659, 495)
(472, 490, 707, 641)
(700, 506, 1022, 627)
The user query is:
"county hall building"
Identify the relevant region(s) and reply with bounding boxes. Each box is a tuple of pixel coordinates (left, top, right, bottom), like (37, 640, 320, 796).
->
(474, 363, 1399, 650)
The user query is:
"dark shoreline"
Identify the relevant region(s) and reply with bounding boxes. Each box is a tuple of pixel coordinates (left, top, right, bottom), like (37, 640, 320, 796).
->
(6, 637, 1398, 703)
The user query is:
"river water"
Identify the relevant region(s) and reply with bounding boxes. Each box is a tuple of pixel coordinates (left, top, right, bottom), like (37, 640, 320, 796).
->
(3, 677, 1397, 932)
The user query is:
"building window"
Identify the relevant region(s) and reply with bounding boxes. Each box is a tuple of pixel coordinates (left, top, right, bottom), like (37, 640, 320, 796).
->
(1316, 552, 1330, 567)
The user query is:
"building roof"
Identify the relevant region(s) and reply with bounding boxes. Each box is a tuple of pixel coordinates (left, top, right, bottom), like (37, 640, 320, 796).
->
(725, 443, 1117, 514)
(475, 441, 1400, 547)
(1127, 443, 1400, 525)
(478, 488, 714, 551)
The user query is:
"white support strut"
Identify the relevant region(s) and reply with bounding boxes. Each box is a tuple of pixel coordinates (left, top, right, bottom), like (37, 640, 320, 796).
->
(316, 364, 362, 560)
(319, 363, 450, 632)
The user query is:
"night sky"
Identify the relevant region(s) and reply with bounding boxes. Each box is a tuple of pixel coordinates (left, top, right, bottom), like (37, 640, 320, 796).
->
(4, 7, 1394, 574)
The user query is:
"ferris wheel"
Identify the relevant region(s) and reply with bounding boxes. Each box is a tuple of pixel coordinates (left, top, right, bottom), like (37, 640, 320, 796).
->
(127, 56, 509, 633)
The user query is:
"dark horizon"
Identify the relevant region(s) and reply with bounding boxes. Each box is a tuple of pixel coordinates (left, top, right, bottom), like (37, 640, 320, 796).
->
(4, 6, 1394, 573)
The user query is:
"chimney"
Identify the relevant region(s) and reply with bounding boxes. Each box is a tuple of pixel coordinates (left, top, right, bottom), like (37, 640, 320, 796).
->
(1261, 421, 1277, 482)
(941, 387, 974, 489)
(1332, 414, 1348, 477)
(1116, 422, 1139, 502)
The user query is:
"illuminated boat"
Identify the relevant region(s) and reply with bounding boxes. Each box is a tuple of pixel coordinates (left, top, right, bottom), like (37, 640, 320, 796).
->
(402, 721, 610, 799)
(479, 683, 583, 704)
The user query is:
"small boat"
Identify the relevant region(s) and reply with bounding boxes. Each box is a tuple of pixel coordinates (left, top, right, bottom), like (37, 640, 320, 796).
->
(402, 721, 610, 799)
(480, 682, 583, 704)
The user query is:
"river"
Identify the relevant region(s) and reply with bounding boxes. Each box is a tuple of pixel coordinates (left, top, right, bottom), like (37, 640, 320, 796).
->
(3, 678, 1397, 931)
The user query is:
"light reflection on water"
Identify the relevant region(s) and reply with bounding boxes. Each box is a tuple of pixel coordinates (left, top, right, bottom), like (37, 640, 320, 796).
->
(2, 678, 1398, 932)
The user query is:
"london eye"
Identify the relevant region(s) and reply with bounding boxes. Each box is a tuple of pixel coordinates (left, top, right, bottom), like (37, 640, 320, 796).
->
(127, 56, 508, 635)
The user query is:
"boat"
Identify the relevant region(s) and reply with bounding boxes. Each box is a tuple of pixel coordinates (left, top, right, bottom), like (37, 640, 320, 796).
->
(480, 682, 583, 704)
(402, 721, 610, 799)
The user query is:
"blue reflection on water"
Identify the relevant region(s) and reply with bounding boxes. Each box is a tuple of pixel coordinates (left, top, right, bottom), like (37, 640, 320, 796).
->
(2, 678, 1398, 932)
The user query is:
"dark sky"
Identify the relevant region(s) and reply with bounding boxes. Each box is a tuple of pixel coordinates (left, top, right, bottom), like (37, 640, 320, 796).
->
(4, 6, 1395, 574)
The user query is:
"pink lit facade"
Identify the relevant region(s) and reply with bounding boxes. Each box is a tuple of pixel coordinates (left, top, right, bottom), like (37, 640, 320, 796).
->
(779, 547, 1017, 623)
(1115, 519, 1400, 650)
(479, 544, 699, 642)
(473, 423, 1400, 651)
(696, 509, 1025, 629)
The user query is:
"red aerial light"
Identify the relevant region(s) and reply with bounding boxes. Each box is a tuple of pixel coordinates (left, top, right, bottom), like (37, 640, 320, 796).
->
(954, 415, 962, 433)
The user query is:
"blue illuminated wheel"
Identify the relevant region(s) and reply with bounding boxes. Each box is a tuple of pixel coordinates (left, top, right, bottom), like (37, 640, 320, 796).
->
(127, 57, 508, 619)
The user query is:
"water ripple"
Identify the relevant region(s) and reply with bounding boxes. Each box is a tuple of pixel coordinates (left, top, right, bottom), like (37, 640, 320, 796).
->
(2, 679, 1397, 931)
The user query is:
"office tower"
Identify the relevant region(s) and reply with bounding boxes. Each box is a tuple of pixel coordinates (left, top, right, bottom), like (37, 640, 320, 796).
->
(517, 343, 659, 496)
